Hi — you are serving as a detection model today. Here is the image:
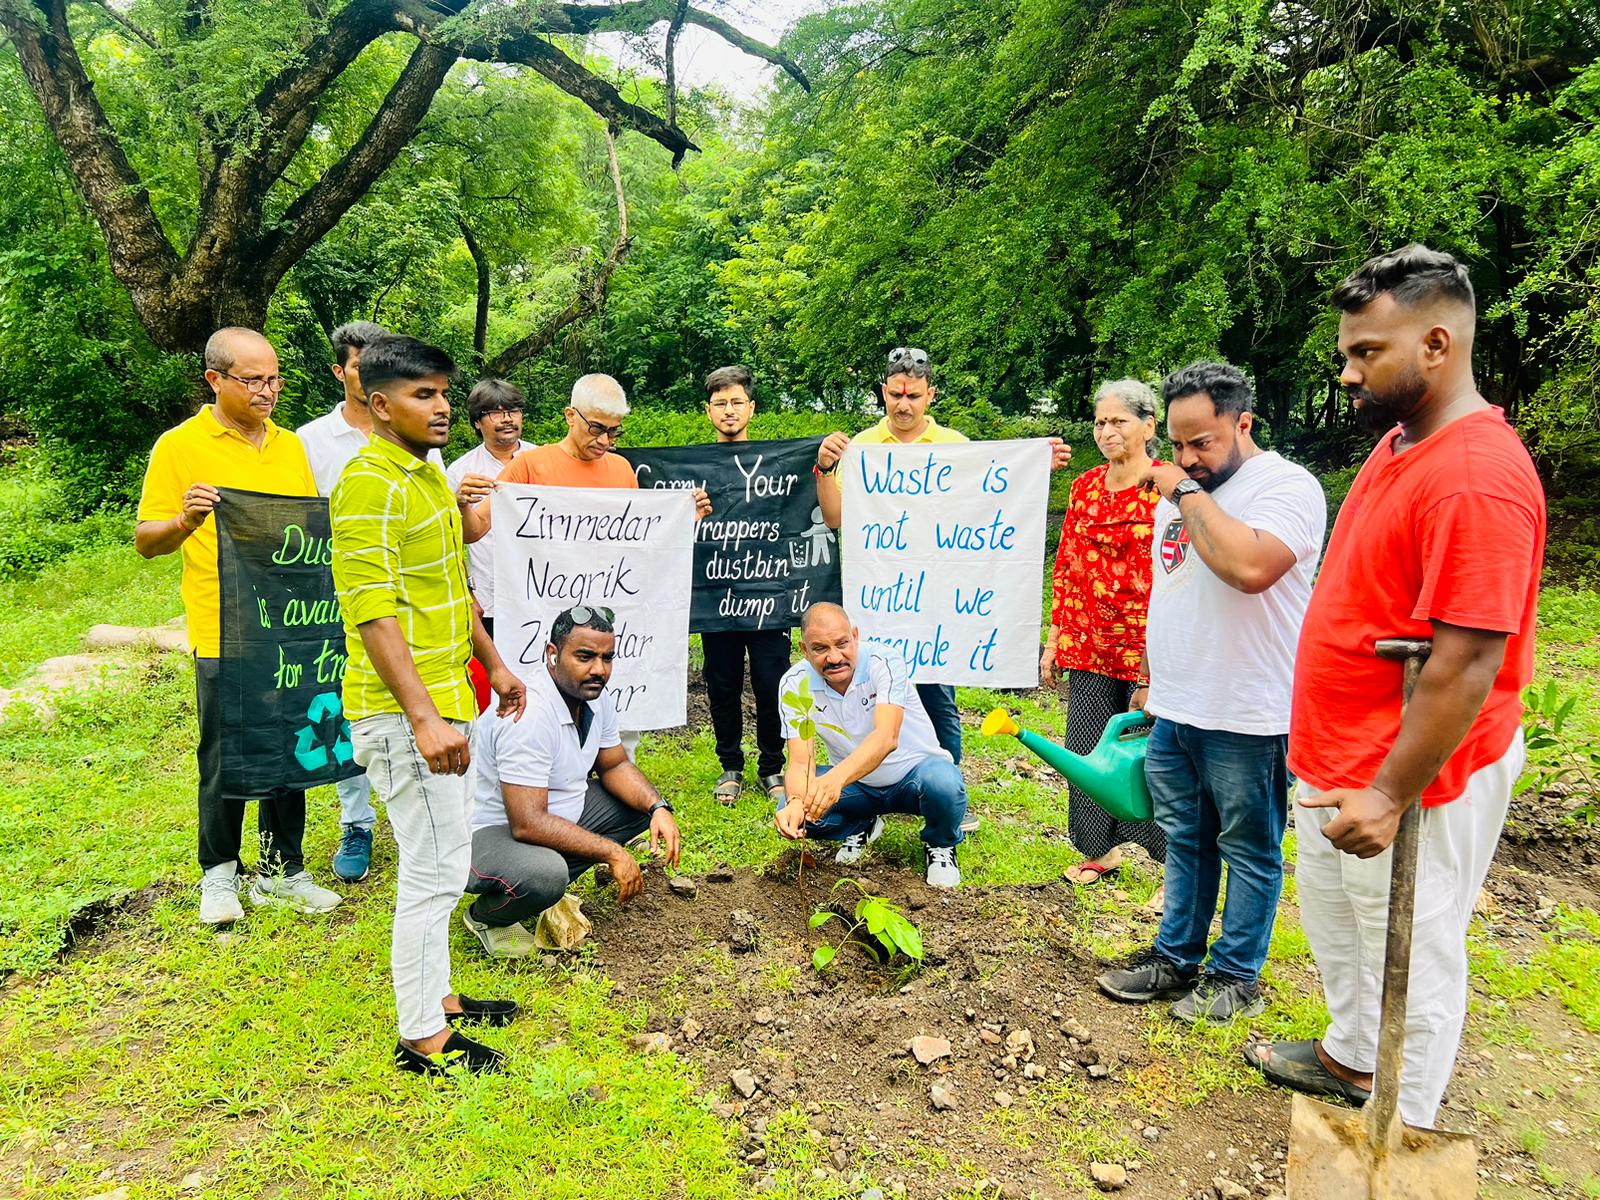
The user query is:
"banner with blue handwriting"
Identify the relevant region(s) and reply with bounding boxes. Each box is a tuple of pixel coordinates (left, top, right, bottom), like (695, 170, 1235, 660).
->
(840, 439, 1051, 687)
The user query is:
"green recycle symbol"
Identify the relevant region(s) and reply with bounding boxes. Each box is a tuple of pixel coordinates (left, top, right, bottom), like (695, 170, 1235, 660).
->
(293, 691, 354, 772)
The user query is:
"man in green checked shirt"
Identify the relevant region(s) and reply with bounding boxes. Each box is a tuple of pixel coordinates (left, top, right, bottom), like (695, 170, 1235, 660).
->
(330, 335, 528, 1076)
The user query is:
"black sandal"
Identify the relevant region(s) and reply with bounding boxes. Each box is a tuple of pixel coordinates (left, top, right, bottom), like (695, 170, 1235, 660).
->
(760, 773, 787, 804)
(1244, 1039, 1372, 1105)
(445, 995, 520, 1027)
(713, 771, 742, 805)
(395, 1031, 506, 1076)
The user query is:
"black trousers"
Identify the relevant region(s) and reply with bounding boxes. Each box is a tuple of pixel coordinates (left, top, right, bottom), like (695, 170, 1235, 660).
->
(194, 657, 306, 874)
(701, 629, 790, 777)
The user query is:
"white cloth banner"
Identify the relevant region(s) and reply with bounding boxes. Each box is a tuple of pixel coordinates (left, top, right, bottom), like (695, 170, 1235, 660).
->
(492, 484, 694, 731)
(840, 438, 1051, 687)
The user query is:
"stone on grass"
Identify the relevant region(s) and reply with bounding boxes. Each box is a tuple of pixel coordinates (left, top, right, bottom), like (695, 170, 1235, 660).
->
(680, 1017, 704, 1042)
(1004, 1028, 1035, 1060)
(910, 1035, 951, 1065)
(180, 1174, 205, 1192)
(1089, 1162, 1128, 1191)
(731, 1068, 759, 1098)
(628, 1031, 671, 1054)
(1213, 1177, 1249, 1200)
(930, 1083, 958, 1111)
(992, 1090, 1014, 1109)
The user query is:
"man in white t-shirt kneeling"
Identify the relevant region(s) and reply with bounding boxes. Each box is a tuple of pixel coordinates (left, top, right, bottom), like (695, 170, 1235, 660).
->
(1096, 362, 1326, 1023)
(462, 605, 683, 956)
(774, 603, 967, 888)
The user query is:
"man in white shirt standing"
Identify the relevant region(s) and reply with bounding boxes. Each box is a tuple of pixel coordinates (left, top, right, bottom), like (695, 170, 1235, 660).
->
(1097, 362, 1326, 1022)
(297, 320, 446, 884)
(774, 602, 967, 888)
(462, 605, 683, 956)
(444, 379, 535, 641)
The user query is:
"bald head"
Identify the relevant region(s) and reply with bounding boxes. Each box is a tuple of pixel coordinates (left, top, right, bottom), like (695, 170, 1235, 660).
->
(204, 327, 274, 374)
(800, 602, 850, 639)
(800, 603, 858, 692)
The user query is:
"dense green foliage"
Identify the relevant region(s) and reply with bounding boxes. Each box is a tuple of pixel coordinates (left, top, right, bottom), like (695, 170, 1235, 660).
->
(1, 0, 1597, 512)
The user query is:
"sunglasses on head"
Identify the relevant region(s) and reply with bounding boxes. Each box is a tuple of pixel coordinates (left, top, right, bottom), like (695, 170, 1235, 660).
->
(887, 346, 930, 372)
(568, 605, 615, 625)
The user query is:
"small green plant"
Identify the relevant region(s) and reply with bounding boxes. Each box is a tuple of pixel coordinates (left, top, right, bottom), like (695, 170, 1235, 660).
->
(779, 673, 844, 890)
(808, 878, 924, 972)
(1518, 682, 1600, 823)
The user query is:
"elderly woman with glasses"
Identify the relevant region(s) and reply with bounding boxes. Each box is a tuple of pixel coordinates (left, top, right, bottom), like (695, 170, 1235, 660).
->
(1040, 379, 1168, 906)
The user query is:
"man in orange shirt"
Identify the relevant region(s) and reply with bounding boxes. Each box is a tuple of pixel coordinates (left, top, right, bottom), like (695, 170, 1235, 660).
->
(1246, 245, 1545, 1126)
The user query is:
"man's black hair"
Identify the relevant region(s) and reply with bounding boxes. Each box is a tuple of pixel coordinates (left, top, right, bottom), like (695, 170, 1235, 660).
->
(331, 320, 389, 367)
(1161, 360, 1253, 418)
(467, 377, 525, 424)
(358, 335, 457, 399)
(550, 605, 615, 651)
(1331, 243, 1476, 316)
(704, 364, 754, 401)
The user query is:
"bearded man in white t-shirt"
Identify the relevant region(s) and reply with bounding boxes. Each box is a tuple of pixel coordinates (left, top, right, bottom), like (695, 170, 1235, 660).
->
(1097, 361, 1326, 1023)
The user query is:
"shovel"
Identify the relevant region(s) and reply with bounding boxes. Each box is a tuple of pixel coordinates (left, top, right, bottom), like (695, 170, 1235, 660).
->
(1286, 636, 1479, 1200)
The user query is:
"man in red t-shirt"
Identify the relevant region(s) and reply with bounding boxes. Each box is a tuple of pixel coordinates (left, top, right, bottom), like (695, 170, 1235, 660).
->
(1246, 245, 1545, 1128)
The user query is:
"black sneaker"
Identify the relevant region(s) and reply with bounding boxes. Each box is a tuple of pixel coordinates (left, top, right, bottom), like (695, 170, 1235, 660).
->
(1096, 947, 1198, 1003)
(394, 1031, 506, 1076)
(445, 996, 520, 1028)
(1171, 976, 1265, 1024)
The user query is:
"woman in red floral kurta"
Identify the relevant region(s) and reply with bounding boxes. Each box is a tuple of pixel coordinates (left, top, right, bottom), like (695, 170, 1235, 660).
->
(1040, 380, 1167, 900)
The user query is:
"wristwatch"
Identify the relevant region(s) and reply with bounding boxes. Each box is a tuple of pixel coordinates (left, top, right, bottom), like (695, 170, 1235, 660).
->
(1171, 478, 1204, 503)
(648, 799, 673, 817)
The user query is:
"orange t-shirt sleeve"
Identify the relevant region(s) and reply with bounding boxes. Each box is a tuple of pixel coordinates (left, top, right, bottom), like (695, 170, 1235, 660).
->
(1412, 491, 1540, 635)
(497, 452, 535, 485)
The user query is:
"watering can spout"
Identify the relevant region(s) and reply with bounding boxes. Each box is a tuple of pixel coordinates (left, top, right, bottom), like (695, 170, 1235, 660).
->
(981, 707, 1154, 823)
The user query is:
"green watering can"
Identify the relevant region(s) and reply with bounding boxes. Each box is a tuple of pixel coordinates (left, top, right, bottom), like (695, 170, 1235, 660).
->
(980, 707, 1153, 823)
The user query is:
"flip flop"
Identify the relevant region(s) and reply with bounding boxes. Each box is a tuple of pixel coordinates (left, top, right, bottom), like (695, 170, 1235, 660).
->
(1065, 861, 1120, 886)
(713, 771, 742, 806)
(1243, 1039, 1372, 1106)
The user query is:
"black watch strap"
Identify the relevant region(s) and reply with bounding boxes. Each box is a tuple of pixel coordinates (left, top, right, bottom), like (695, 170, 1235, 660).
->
(648, 799, 673, 816)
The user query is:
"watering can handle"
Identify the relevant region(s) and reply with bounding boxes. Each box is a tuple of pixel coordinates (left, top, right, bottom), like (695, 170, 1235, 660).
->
(1101, 709, 1150, 743)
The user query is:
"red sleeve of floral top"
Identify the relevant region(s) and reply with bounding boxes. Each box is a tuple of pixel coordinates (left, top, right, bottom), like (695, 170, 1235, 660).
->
(1050, 471, 1088, 633)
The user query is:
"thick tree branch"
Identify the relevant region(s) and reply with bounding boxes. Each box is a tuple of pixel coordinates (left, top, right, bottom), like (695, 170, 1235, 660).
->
(663, 0, 687, 128)
(79, 0, 157, 49)
(458, 215, 491, 358)
(484, 124, 628, 376)
(549, 1, 810, 90)
(259, 37, 457, 286)
(0, 0, 178, 299)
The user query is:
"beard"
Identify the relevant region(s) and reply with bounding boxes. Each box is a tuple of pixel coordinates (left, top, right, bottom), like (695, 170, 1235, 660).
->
(1195, 438, 1247, 493)
(1349, 366, 1427, 435)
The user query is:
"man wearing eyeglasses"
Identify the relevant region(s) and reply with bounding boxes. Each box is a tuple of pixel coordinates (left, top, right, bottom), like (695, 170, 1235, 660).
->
(297, 321, 447, 886)
(463, 605, 682, 957)
(137, 327, 343, 927)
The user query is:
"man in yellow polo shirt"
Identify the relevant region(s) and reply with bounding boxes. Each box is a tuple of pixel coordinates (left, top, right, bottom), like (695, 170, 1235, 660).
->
(330, 334, 528, 1076)
(136, 327, 343, 927)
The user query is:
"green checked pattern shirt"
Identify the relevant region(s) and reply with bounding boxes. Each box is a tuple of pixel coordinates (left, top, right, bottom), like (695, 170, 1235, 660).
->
(330, 434, 476, 722)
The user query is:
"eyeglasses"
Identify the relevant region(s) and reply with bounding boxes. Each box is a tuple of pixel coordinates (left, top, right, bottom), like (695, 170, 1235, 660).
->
(708, 397, 751, 410)
(477, 406, 524, 419)
(568, 605, 615, 624)
(887, 347, 930, 374)
(218, 371, 285, 394)
(572, 408, 623, 440)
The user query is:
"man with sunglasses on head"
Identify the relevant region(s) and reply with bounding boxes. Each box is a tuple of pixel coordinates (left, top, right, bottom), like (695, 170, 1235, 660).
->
(813, 348, 1072, 780)
(462, 604, 683, 957)
(137, 327, 343, 927)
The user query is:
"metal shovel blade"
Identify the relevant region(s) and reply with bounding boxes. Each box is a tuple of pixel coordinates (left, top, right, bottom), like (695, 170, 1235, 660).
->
(1287, 1093, 1478, 1199)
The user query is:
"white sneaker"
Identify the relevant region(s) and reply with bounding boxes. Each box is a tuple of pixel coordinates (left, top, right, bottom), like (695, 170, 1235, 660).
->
(834, 816, 885, 865)
(249, 871, 341, 914)
(925, 845, 961, 889)
(199, 863, 244, 926)
(462, 907, 537, 958)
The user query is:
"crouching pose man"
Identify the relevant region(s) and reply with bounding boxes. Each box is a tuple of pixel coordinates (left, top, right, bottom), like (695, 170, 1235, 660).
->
(774, 603, 967, 888)
(463, 605, 683, 956)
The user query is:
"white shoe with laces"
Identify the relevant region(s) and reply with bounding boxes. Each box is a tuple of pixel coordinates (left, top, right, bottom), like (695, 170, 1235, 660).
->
(199, 863, 244, 926)
(925, 845, 961, 889)
(248, 870, 341, 914)
(833, 816, 885, 865)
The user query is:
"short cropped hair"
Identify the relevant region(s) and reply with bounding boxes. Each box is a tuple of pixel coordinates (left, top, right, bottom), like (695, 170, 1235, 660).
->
(1161, 361, 1253, 418)
(467, 378, 525, 424)
(204, 327, 267, 373)
(357, 335, 456, 399)
(704, 364, 754, 401)
(799, 602, 850, 638)
(550, 605, 615, 650)
(571, 373, 629, 418)
(331, 320, 389, 367)
(1331, 244, 1476, 316)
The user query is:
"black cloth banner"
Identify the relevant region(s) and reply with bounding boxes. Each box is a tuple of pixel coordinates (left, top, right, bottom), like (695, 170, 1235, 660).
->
(621, 437, 842, 633)
(216, 489, 363, 795)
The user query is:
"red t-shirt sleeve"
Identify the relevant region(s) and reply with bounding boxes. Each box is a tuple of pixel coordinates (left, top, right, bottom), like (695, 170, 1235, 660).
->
(1412, 491, 1540, 634)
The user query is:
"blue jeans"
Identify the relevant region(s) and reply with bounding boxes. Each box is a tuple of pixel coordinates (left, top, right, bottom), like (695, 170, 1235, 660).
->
(338, 773, 376, 831)
(806, 758, 967, 848)
(916, 683, 963, 764)
(1146, 719, 1287, 983)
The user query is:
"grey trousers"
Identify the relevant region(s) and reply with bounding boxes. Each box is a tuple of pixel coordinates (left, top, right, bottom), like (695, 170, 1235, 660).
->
(465, 781, 650, 928)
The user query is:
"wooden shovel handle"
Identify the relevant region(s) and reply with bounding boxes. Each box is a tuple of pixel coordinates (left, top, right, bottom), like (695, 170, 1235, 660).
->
(1368, 637, 1433, 1140)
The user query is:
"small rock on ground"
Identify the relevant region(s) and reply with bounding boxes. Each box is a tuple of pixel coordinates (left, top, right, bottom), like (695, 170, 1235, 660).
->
(1090, 1162, 1128, 1191)
(910, 1035, 951, 1065)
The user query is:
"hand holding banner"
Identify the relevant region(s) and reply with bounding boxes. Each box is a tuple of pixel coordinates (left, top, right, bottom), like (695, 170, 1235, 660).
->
(840, 439, 1051, 688)
(491, 484, 694, 731)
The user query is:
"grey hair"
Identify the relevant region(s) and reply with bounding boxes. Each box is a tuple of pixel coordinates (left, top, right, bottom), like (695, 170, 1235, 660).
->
(1093, 377, 1161, 455)
(204, 327, 268, 373)
(570, 373, 630, 418)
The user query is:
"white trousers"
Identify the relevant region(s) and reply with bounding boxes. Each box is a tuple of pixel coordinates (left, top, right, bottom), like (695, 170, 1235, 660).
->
(1294, 730, 1522, 1127)
(351, 713, 473, 1042)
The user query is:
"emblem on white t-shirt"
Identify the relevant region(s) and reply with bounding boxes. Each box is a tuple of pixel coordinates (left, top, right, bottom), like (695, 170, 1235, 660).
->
(1159, 517, 1190, 574)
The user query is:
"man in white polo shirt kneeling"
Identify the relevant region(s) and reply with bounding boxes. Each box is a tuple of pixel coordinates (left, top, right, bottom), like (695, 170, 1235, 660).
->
(775, 603, 967, 888)
(462, 605, 683, 956)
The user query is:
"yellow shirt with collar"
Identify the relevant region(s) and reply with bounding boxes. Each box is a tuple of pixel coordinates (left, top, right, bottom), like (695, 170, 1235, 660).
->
(830, 415, 969, 491)
(137, 406, 317, 657)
